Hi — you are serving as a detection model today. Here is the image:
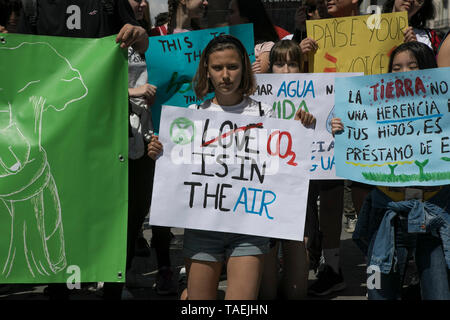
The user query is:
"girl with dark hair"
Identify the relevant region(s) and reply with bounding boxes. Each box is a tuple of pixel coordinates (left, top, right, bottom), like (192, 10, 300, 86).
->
(382, 0, 441, 55)
(167, 0, 208, 34)
(332, 42, 450, 300)
(0, 0, 21, 33)
(388, 40, 438, 71)
(259, 39, 315, 300)
(228, 0, 279, 74)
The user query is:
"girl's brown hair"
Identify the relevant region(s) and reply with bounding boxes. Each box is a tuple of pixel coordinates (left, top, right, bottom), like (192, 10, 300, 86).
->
(269, 40, 303, 73)
(193, 35, 256, 99)
(167, 0, 201, 34)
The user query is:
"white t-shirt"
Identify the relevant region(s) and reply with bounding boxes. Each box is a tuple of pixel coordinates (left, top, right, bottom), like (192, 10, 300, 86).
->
(188, 96, 275, 118)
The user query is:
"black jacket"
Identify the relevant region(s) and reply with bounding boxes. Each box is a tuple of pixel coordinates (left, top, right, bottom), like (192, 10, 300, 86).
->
(18, 0, 138, 38)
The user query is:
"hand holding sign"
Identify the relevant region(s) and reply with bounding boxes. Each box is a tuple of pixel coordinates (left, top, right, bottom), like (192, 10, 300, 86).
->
(147, 135, 163, 160)
(150, 106, 314, 241)
(334, 67, 450, 186)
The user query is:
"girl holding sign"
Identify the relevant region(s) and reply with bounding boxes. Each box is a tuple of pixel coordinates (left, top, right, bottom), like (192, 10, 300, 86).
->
(149, 34, 274, 300)
(331, 41, 450, 300)
(259, 39, 317, 300)
(148, 0, 209, 296)
(382, 0, 441, 55)
(228, 0, 279, 74)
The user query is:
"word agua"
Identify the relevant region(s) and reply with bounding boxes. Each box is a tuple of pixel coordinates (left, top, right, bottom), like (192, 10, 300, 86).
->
(256, 80, 315, 98)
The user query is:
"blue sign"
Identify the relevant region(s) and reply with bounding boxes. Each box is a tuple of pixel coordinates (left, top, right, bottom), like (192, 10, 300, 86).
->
(146, 24, 255, 133)
(334, 67, 450, 186)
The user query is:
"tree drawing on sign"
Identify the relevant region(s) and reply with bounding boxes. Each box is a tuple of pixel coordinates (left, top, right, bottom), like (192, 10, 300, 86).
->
(360, 159, 450, 183)
(414, 159, 429, 179)
(0, 42, 88, 279)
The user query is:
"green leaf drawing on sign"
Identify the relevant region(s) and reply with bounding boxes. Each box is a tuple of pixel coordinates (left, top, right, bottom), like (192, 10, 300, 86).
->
(388, 164, 398, 176)
(362, 171, 450, 182)
(414, 159, 429, 178)
(442, 157, 450, 162)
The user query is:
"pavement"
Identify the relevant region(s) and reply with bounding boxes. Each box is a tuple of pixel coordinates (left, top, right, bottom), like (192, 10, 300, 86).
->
(0, 221, 368, 301)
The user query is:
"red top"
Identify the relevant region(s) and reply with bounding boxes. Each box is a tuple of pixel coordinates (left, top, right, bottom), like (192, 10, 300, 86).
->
(274, 25, 291, 40)
(150, 24, 168, 37)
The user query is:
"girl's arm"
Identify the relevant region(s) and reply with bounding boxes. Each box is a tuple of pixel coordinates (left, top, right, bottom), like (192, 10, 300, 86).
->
(129, 84, 157, 106)
(403, 27, 417, 43)
(299, 37, 318, 54)
(295, 108, 316, 127)
(437, 36, 450, 67)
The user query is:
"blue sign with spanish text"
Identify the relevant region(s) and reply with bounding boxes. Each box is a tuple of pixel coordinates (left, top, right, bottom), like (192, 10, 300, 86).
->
(334, 67, 450, 186)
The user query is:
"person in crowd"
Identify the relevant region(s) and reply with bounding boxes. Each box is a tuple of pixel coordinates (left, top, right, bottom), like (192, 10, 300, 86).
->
(167, 0, 208, 34)
(289, 0, 330, 78)
(18, 0, 148, 54)
(437, 30, 450, 67)
(259, 39, 316, 300)
(147, 0, 209, 297)
(115, 0, 158, 300)
(149, 34, 275, 299)
(382, 0, 441, 55)
(332, 41, 450, 300)
(298, 0, 366, 297)
(290, 0, 330, 43)
(299, 0, 361, 60)
(17, 0, 149, 300)
(150, 12, 169, 36)
(227, 0, 279, 74)
(0, 0, 21, 33)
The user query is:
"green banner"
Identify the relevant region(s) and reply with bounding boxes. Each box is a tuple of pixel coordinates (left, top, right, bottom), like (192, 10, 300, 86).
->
(0, 34, 128, 284)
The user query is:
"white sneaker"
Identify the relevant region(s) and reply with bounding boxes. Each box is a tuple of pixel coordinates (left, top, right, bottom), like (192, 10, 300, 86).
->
(345, 216, 357, 233)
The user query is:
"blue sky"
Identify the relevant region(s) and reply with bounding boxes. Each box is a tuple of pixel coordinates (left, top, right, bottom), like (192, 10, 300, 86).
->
(149, 0, 168, 26)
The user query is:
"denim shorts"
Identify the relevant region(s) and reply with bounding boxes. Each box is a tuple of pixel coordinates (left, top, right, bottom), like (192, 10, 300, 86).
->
(183, 229, 270, 262)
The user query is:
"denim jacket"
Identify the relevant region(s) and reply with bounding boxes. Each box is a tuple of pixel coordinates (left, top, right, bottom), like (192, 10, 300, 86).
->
(353, 186, 450, 274)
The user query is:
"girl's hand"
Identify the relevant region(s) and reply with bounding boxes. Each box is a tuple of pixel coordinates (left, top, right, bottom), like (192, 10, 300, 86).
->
(331, 117, 344, 137)
(403, 27, 417, 43)
(252, 58, 262, 74)
(129, 83, 157, 98)
(129, 84, 157, 106)
(147, 135, 163, 160)
(295, 109, 316, 127)
(299, 37, 318, 54)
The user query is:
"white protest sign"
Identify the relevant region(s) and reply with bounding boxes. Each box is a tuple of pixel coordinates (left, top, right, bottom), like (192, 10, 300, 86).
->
(252, 73, 362, 179)
(149, 106, 314, 241)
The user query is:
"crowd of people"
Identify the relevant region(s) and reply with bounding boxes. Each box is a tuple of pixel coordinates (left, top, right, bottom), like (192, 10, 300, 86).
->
(0, 0, 449, 301)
